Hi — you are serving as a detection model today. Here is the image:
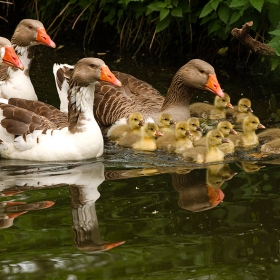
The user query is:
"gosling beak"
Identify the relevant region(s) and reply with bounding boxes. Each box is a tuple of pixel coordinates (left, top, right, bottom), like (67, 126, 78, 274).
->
(103, 241, 125, 251)
(100, 65, 122, 86)
(221, 137, 229, 143)
(205, 74, 224, 98)
(3, 46, 24, 70)
(257, 123, 265, 129)
(230, 128, 237, 135)
(169, 120, 175, 125)
(155, 130, 163, 137)
(226, 102, 234, 109)
(186, 130, 192, 136)
(139, 120, 144, 126)
(36, 28, 56, 48)
(247, 107, 253, 113)
(196, 126, 203, 132)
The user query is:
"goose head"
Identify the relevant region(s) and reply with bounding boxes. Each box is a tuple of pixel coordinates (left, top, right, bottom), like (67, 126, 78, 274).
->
(238, 98, 253, 113)
(0, 37, 24, 69)
(69, 57, 122, 87)
(11, 19, 56, 48)
(206, 129, 229, 148)
(214, 92, 233, 109)
(159, 113, 175, 128)
(242, 115, 265, 132)
(128, 112, 144, 130)
(187, 117, 203, 133)
(217, 121, 237, 137)
(176, 59, 224, 98)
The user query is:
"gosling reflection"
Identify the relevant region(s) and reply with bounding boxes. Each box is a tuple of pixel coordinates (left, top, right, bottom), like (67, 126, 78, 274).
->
(170, 164, 237, 212)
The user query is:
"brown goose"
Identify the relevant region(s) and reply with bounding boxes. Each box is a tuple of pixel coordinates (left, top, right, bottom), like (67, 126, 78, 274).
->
(0, 57, 121, 161)
(0, 19, 56, 100)
(53, 59, 224, 134)
(0, 37, 24, 70)
(190, 92, 233, 120)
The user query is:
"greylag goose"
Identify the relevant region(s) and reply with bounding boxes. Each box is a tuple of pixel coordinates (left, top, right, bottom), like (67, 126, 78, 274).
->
(0, 37, 24, 70)
(180, 129, 229, 163)
(158, 113, 175, 134)
(117, 122, 163, 151)
(194, 120, 236, 154)
(0, 19, 56, 100)
(0, 57, 121, 161)
(227, 98, 253, 123)
(53, 59, 224, 134)
(107, 111, 144, 141)
(190, 92, 233, 120)
(229, 115, 265, 148)
(157, 121, 193, 152)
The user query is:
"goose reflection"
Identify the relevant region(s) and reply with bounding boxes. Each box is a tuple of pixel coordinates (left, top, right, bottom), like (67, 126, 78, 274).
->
(0, 161, 125, 252)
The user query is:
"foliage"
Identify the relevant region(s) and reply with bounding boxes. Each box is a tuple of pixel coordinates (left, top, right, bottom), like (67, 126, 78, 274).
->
(1, 0, 280, 69)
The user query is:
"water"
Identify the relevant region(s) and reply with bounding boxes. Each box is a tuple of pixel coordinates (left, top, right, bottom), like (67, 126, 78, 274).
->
(1, 46, 280, 279)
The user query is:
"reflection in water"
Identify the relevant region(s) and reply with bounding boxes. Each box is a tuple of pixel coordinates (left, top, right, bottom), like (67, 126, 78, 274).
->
(0, 161, 125, 252)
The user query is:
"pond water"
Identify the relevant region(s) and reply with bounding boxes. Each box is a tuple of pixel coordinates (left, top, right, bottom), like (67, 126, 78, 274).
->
(1, 45, 280, 280)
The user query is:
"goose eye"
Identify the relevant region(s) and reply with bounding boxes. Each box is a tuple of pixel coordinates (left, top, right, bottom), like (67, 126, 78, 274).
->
(134, 118, 137, 121)
(200, 70, 204, 74)
(89, 64, 96, 68)
(215, 135, 220, 138)
(28, 25, 33, 30)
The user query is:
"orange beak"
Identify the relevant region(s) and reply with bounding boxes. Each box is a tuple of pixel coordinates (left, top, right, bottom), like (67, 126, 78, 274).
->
(100, 65, 122, 86)
(36, 28, 56, 48)
(103, 240, 125, 251)
(155, 130, 163, 137)
(3, 45, 24, 70)
(230, 128, 237, 135)
(207, 185, 225, 206)
(221, 137, 229, 143)
(226, 102, 234, 109)
(258, 123, 265, 129)
(7, 211, 27, 219)
(205, 74, 224, 98)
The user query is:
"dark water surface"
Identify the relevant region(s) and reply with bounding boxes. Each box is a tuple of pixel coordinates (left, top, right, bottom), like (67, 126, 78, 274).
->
(1, 46, 280, 279)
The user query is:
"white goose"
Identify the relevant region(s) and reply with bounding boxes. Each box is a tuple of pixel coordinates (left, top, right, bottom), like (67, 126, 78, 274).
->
(0, 19, 56, 100)
(0, 37, 24, 70)
(0, 57, 121, 161)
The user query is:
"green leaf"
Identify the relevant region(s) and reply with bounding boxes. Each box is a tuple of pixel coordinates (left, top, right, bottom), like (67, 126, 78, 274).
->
(208, 20, 222, 34)
(160, 8, 170, 21)
(218, 4, 230, 24)
(269, 30, 280, 36)
(270, 58, 280, 71)
(229, 10, 240, 25)
(171, 6, 183, 17)
(249, 0, 264, 12)
(148, 2, 165, 11)
(266, 0, 279, 3)
(200, 2, 214, 18)
(230, 0, 249, 8)
(268, 4, 280, 28)
(211, 0, 221, 10)
(268, 38, 280, 56)
(156, 16, 171, 32)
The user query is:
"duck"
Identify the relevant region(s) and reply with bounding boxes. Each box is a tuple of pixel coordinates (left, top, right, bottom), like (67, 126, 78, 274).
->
(194, 120, 236, 154)
(0, 37, 24, 70)
(0, 19, 56, 100)
(158, 113, 175, 134)
(186, 117, 203, 142)
(227, 98, 253, 124)
(156, 121, 193, 152)
(180, 129, 229, 163)
(228, 115, 265, 148)
(107, 111, 144, 141)
(190, 92, 233, 120)
(117, 122, 163, 151)
(53, 59, 225, 134)
(0, 57, 122, 161)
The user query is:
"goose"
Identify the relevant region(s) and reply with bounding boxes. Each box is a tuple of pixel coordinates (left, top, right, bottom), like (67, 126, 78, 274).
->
(260, 138, 280, 155)
(117, 122, 163, 151)
(53, 59, 225, 134)
(186, 117, 203, 142)
(227, 98, 253, 124)
(257, 127, 280, 144)
(229, 115, 265, 148)
(157, 121, 193, 152)
(180, 129, 229, 163)
(158, 113, 175, 134)
(0, 37, 24, 70)
(190, 92, 233, 120)
(0, 19, 56, 100)
(107, 111, 144, 141)
(0, 57, 122, 161)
